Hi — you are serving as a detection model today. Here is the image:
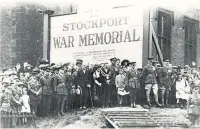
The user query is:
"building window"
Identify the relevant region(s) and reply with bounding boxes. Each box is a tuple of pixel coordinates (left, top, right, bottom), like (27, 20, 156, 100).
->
(184, 17, 198, 67)
(157, 9, 173, 61)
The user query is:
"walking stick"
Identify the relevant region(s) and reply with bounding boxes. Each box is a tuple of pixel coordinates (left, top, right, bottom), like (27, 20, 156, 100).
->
(89, 87, 94, 108)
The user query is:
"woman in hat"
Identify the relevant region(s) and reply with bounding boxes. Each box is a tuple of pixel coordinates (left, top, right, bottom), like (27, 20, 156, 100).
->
(187, 84, 200, 127)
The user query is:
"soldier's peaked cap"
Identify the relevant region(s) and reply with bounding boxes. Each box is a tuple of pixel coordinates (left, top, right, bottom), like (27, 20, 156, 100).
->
(147, 57, 154, 60)
(163, 59, 170, 62)
(32, 68, 40, 73)
(128, 62, 136, 65)
(76, 59, 83, 62)
(110, 57, 117, 61)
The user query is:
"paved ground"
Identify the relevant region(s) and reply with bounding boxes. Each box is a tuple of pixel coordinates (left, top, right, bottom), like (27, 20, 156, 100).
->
(35, 107, 191, 129)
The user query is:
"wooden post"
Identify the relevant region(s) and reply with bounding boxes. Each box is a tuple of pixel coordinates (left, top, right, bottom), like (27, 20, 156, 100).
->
(43, 10, 55, 62)
(142, 8, 150, 67)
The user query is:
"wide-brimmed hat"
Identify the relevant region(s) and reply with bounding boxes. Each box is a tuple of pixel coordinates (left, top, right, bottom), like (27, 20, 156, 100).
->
(121, 59, 129, 66)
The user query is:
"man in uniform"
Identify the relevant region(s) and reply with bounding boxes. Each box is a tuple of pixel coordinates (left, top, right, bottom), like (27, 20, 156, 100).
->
(27, 67, 42, 115)
(159, 59, 173, 106)
(53, 65, 68, 116)
(142, 57, 162, 107)
(100, 63, 112, 108)
(0, 78, 21, 128)
(40, 65, 53, 117)
(125, 62, 140, 108)
(77, 65, 91, 109)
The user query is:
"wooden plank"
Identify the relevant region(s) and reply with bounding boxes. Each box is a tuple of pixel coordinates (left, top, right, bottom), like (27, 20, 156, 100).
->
(151, 23, 164, 66)
(102, 114, 120, 129)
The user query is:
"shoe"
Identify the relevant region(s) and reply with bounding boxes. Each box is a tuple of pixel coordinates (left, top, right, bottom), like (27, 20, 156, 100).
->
(147, 102, 152, 107)
(156, 102, 162, 107)
(80, 107, 83, 109)
(83, 106, 86, 109)
(60, 111, 65, 116)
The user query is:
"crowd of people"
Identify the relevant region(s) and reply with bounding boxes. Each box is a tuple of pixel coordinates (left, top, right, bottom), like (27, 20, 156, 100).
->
(1, 57, 200, 126)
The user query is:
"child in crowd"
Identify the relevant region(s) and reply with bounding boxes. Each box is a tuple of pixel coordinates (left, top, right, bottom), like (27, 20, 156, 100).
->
(115, 67, 128, 107)
(176, 74, 191, 108)
(187, 84, 200, 127)
(21, 87, 30, 114)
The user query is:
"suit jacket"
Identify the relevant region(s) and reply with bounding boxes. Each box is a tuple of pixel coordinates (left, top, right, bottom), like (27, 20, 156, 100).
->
(77, 70, 91, 87)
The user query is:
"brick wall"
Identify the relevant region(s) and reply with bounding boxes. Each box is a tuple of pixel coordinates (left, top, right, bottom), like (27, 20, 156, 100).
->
(151, 7, 200, 68)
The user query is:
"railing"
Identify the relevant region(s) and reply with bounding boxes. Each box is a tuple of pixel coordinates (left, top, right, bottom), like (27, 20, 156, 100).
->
(0, 112, 36, 128)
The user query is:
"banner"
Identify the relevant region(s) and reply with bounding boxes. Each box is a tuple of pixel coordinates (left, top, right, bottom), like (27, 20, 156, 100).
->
(50, 6, 143, 67)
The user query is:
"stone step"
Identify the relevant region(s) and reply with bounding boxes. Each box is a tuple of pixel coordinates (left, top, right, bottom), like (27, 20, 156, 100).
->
(109, 116, 173, 119)
(118, 123, 186, 128)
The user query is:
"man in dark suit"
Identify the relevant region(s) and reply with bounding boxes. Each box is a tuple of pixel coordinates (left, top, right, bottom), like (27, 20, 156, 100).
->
(77, 65, 91, 109)
(100, 63, 112, 108)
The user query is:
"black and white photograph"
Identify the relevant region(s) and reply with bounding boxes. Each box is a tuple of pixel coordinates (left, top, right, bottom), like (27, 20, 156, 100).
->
(1, 0, 200, 128)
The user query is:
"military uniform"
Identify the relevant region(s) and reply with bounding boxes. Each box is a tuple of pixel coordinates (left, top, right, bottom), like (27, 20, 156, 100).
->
(125, 62, 140, 107)
(27, 75, 42, 115)
(142, 58, 161, 106)
(40, 72, 53, 117)
(54, 70, 68, 115)
(64, 72, 73, 110)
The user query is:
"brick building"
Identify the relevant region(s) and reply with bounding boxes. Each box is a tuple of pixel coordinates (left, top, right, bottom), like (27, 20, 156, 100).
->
(0, 4, 74, 70)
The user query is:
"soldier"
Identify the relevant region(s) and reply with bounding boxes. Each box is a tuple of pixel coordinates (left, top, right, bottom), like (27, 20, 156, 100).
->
(53, 65, 68, 116)
(125, 62, 140, 108)
(100, 63, 112, 108)
(27, 68, 42, 115)
(64, 64, 73, 111)
(77, 65, 91, 109)
(159, 59, 174, 106)
(142, 58, 162, 107)
(40, 66, 53, 117)
(0, 78, 21, 128)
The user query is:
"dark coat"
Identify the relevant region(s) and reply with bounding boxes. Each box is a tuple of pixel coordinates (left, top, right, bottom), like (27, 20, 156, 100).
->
(77, 70, 91, 87)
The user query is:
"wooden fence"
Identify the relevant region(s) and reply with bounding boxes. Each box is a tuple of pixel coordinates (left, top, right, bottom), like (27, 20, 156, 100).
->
(0, 111, 36, 128)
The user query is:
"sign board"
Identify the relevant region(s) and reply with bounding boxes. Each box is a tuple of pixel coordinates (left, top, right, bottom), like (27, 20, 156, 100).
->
(50, 6, 143, 67)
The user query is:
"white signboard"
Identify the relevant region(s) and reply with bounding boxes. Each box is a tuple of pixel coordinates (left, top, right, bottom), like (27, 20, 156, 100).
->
(50, 6, 143, 67)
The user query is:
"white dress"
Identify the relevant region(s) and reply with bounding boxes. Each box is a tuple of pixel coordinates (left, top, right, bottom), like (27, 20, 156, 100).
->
(176, 79, 190, 100)
(21, 95, 31, 113)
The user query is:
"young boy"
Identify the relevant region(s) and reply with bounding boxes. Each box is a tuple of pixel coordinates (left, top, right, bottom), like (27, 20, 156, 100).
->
(115, 67, 128, 107)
